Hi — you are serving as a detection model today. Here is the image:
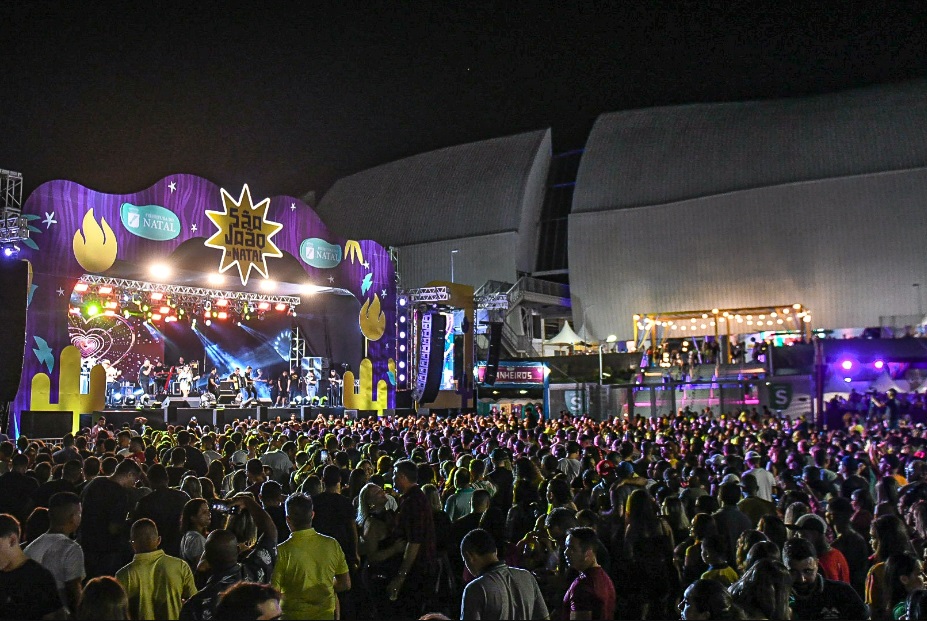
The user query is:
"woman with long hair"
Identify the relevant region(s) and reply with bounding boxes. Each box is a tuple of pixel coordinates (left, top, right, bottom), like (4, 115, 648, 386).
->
(662, 495, 691, 547)
(623, 489, 679, 619)
(179, 498, 211, 569)
(685, 513, 719, 584)
(505, 479, 543, 547)
(884, 551, 926, 621)
(729, 558, 793, 620)
(734, 530, 769, 573)
(867, 514, 917, 620)
(356, 483, 405, 617)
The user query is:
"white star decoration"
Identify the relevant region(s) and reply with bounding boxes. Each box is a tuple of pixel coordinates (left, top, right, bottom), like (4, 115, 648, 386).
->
(363, 261, 370, 269)
(56, 288, 64, 297)
(381, 289, 387, 298)
(42, 212, 57, 228)
(191, 223, 197, 233)
(328, 276, 335, 283)
(290, 202, 296, 211)
(169, 181, 177, 192)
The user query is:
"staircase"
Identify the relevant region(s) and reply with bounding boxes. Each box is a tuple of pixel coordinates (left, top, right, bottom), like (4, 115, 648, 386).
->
(475, 277, 572, 359)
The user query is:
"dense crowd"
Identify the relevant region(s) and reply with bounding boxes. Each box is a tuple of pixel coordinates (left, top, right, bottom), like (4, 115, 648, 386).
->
(2, 404, 927, 620)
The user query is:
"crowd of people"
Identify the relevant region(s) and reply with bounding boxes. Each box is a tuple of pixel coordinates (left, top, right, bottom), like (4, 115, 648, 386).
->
(2, 404, 927, 619)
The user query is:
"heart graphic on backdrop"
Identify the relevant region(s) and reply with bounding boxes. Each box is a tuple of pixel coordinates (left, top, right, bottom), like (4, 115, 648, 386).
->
(68, 313, 136, 368)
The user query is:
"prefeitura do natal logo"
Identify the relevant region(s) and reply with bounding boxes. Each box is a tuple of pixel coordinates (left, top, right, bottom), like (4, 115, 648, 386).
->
(204, 185, 283, 285)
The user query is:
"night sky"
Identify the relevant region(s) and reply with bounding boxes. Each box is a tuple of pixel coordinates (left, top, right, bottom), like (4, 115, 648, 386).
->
(2, 3, 926, 200)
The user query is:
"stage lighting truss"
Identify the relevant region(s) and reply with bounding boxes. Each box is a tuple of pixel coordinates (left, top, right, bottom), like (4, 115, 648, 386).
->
(75, 275, 300, 323)
(0, 169, 27, 247)
(402, 286, 450, 303)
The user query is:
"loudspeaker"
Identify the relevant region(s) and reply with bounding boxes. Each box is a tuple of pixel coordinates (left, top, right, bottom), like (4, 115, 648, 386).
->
(484, 322, 503, 386)
(395, 390, 414, 409)
(0, 260, 28, 401)
(78, 413, 93, 430)
(215, 408, 258, 427)
(217, 393, 238, 405)
(453, 335, 465, 381)
(162, 398, 194, 408)
(415, 311, 447, 404)
(19, 411, 74, 438)
(174, 408, 213, 426)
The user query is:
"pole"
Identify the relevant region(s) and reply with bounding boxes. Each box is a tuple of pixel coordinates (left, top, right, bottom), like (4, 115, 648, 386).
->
(451, 249, 458, 283)
(599, 344, 603, 386)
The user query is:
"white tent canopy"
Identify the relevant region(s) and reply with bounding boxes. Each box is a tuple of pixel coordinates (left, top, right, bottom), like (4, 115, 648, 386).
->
(869, 371, 903, 393)
(545, 321, 586, 346)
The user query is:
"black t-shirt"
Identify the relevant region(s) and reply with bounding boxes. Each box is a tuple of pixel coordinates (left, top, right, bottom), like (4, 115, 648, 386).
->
(0, 558, 61, 620)
(265, 504, 290, 544)
(0, 472, 39, 523)
(311, 492, 357, 563)
(133, 487, 191, 557)
(79, 476, 131, 553)
(34, 478, 78, 509)
(487, 467, 514, 513)
(182, 446, 209, 477)
(792, 576, 868, 620)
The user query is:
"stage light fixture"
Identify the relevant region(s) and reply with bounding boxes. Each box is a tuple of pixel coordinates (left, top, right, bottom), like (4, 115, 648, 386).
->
(150, 263, 171, 280)
(159, 306, 171, 314)
(0, 243, 19, 258)
(123, 310, 130, 318)
(69, 307, 81, 315)
(103, 309, 115, 316)
(399, 316, 406, 324)
(212, 311, 218, 318)
(399, 297, 407, 307)
(152, 313, 162, 320)
(151, 292, 164, 301)
(875, 360, 885, 369)
(216, 299, 228, 307)
(142, 304, 150, 312)
(275, 303, 287, 312)
(840, 360, 853, 370)
(86, 304, 101, 316)
(245, 314, 251, 320)
(98, 286, 113, 295)
(398, 374, 405, 382)
(218, 311, 228, 319)
(204, 301, 212, 312)
(399, 331, 406, 339)
(104, 301, 118, 309)
(205, 319, 212, 326)
(398, 361, 405, 369)
(258, 302, 270, 311)
(74, 282, 89, 292)
(399, 345, 406, 352)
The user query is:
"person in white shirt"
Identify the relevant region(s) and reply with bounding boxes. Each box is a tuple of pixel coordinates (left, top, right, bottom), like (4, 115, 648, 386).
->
(24, 492, 85, 614)
(558, 441, 583, 482)
(743, 450, 777, 502)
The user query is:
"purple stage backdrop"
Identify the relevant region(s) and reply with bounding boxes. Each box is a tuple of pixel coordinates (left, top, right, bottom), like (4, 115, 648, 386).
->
(13, 174, 396, 434)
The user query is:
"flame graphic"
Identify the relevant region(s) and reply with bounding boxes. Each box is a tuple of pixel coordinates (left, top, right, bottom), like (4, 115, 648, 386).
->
(359, 293, 386, 341)
(72, 209, 117, 272)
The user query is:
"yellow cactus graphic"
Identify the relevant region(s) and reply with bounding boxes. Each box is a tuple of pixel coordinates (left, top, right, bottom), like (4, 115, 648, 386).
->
(31, 345, 106, 433)
(344, 240, 364, 265)
(73, 209, 118, 272)
(343, 358, 387, 412)
(359, 294, 386, 341)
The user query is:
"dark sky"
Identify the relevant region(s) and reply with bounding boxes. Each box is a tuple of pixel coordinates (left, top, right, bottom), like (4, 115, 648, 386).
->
(2, 3, 926, 200)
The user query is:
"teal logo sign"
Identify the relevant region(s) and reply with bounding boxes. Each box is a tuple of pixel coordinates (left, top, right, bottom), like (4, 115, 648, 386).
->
(768, 383, 793, 409)
(299, 238, 342, 269)
(120, 203, 180, 241)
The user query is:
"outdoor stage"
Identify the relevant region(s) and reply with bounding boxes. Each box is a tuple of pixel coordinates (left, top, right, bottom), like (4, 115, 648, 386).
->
(5, 174, 398, 437)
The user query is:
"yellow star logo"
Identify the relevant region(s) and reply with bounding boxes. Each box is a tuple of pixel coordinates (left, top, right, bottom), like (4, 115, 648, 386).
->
(204, 185, 283, 285)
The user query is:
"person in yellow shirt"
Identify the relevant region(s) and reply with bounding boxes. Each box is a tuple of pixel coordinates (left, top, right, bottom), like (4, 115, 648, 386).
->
(271, 493, 350, 620)
(116, 519, 197, 621)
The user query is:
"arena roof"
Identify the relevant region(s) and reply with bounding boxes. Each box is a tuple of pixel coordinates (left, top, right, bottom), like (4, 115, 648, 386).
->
(573, 80, 927, 214)
(316, 129, 552, 247)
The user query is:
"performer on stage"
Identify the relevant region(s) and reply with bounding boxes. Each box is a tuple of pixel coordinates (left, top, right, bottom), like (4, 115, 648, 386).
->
(138, 359, 153, 395)
(243, 366, 258, 403)
(201, 367, 220, 406)
(289, 368, 301, 404)
(102, 360, 121, 405)
(305, 368, 318, 402)
(175, 357, 199, 398)
(153, 359, 168, 395)
(274, 371, 289, 407)
(328, 368, 342, 407)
